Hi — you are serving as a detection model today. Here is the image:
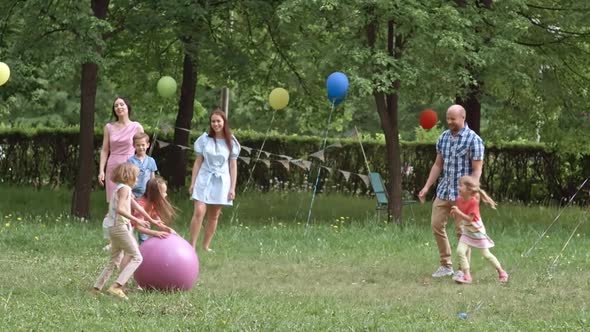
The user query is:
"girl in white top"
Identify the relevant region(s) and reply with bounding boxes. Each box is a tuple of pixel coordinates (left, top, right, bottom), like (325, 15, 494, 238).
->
(92, 163, 171, 299)
(189, 109, 240, 252)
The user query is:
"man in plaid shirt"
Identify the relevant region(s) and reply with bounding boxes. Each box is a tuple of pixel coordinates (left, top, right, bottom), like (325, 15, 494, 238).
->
(418, 104, 484, 278)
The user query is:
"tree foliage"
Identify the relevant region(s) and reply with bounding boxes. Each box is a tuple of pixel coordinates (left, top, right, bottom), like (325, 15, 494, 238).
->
(1, 0, 590, 217)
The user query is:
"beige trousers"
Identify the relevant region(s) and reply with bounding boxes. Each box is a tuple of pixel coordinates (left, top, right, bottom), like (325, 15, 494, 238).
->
(94, 222, 143, 290)
(431, 198, 464, 268)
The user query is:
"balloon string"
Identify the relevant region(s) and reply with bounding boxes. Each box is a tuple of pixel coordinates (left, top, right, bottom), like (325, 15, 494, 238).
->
(306, 100, 336, 229)
(230, 110, 277, 224)
(241, 111, 277, 194)
(523, 175, 590, 257)
(149, 106, 164, 156)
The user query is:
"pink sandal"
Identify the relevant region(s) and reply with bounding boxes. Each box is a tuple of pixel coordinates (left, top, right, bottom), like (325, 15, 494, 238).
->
(454, 275, 472, 284)
(498, 271, 509, 283)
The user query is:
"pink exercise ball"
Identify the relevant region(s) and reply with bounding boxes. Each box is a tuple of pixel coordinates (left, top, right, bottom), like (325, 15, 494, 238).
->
(134, 234, 199, 291)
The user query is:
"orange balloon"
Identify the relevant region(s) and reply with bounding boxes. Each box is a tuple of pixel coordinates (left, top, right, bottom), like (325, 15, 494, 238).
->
(420, 109, 438, 129)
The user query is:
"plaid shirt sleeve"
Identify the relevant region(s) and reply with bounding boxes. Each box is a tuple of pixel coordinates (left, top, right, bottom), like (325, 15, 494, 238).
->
(470, 135, 485, 160)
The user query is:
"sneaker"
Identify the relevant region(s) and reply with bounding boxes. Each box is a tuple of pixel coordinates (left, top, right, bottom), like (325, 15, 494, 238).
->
(454, 275, 472, 284)
(452, 270, 464, 282)
(102, 243, 112, 252)
(90, 288, 102, 296)
(432, 266, 454, 278)
(107, 286, 129, 300)
(499, 271, 509, 283)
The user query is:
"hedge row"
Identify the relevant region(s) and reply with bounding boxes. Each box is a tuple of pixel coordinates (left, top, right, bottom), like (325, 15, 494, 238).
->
(1, 128, 589, 204)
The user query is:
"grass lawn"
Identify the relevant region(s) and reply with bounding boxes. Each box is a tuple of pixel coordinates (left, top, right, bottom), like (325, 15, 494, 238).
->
(1, 186, 589, 331)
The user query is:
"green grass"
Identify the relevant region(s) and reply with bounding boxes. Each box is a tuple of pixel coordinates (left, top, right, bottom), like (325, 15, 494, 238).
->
(1, 186, 589, 331)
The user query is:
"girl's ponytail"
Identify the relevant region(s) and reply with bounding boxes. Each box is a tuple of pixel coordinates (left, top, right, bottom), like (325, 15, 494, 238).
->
(460, 175, 497, 209)
(478, 188, 497, 209)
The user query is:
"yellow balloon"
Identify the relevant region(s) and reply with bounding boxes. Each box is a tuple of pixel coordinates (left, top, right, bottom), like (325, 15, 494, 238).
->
(268, 88, 289, 110)
(0, 62, 10, 86)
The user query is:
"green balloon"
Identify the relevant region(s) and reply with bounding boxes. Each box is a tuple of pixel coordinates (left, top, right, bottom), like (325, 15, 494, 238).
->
(157, 76, 177, 98)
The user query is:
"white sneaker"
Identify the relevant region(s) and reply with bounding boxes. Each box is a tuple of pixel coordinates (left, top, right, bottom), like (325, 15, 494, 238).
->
(432, 266, 454, 278)
(102, 243, 112, 251)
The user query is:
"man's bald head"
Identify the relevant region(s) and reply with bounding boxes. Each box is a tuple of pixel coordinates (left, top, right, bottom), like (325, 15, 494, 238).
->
(447, 104, 466, 118)
(446, 104, 466, 133)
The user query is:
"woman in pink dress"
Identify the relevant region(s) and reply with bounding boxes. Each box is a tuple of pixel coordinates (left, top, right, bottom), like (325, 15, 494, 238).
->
(98, 97, 144, 203)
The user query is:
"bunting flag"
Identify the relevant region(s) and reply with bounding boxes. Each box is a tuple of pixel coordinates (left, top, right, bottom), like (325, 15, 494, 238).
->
(276, 159, 290, 171)
(241, 146, 253, 155)
(339, 170, 351, 181)
(345, 127, 359, 139)
(156, 140, 170, 148)
(150, 128, 374, 187)
(357, 174, 370, 187)
(327, 142, 342, 149)
(155, 139, 191, 150)
(309, 150, 325, 161)
(159, 123, 174, 133)
(291, 159, 312, 171)
(173, 126, 192, 133)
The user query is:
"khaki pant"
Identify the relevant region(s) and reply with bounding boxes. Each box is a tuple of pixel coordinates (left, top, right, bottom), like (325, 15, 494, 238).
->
(94, 222, 143, 290)
(431, 198, 464, 268)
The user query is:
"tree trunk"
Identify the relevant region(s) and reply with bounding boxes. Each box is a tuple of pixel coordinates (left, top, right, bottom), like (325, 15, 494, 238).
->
(367, 17, 404, 222)
(456, 88, 481, 134)
(453, 0, 492, 135)
(72, 63, 98, 218)
(71, 0, 109, 218)
(168, 51, 197, 189)
(385, 20, 403, 223)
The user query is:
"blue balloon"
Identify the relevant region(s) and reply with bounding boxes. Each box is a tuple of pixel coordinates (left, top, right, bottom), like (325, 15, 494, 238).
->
(326, 72, 349, 104)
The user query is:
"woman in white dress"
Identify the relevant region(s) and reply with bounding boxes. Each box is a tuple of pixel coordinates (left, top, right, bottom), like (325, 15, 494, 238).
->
(189, 109, 240, 252)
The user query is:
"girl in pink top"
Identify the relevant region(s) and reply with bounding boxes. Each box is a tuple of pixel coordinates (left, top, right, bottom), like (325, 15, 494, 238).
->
(98, 97, 144, 203)
(450, 175, 508, 284)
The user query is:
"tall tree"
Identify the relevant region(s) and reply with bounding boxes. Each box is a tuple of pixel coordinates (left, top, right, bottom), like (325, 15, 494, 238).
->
(71, 0, 111, 218)
(3, 0, 122, 217)
(365, 13, 404, 221)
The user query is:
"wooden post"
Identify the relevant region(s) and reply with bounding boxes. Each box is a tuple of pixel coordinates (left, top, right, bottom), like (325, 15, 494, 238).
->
(220, 87, 230, 117)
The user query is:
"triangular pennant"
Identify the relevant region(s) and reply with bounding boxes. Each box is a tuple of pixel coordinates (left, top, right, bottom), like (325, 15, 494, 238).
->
(259, 159, 271, 168)
(174, 126, 191, 133)
(277, 154, 292, 160)
(309, 150, 325, 162)
(327, 142, 342, 149)
(357, 174, 370, 187)
(344, 127, 359, 138)
(239, 156, 251, 165)
(290, 159, 312, 171)
(321, 166, 333, 174)
(159, 123, 174, 133)
(276, 160, 290, 171)
(339, 170, 351, 181)
(260, 150, 271, 158)
(178, 144, 192, 150)
(241, 146, 252, 155)
(156, 140, 170, 148)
